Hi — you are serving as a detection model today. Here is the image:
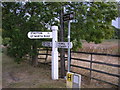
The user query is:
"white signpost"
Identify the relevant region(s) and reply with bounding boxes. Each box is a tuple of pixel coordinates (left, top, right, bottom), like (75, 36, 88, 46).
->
(27, 25, 81, 88)
(27, 11, 81, 88)
(27, 32, 52, 39)
(27, 26, 58, 80)
(27, 25, 78, 86)
(51, 26, 58, 80)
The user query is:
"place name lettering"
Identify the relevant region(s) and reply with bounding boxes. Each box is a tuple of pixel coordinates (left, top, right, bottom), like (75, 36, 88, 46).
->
(30, 35, 51, 38)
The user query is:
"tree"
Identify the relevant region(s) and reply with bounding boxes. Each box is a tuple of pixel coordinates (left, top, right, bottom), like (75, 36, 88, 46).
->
(2, 2, 118, 66)
(112, 27, 120, 39)
(2, 2, 52, 65)
(42, 2, 118, 49)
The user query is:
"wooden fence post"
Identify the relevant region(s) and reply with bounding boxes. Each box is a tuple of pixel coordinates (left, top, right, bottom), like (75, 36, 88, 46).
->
(45, 48, 49, 63)
(118, 56, 120, 89)
(118, 2, 120, 90)
(90, 54, 93, 83)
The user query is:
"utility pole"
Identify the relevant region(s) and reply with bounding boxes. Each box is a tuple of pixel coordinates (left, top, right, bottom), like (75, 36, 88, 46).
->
(60, 6, 65, 78)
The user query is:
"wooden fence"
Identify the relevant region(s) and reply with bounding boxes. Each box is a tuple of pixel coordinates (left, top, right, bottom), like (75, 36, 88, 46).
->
(37, 48, 120, 88)
(69, 51, 120, 87)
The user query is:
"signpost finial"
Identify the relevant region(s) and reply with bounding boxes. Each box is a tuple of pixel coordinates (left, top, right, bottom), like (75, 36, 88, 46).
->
(51, 26, 58, 31)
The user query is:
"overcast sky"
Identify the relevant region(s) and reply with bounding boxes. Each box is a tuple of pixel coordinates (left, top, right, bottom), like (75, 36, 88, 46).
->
(112, 17, 120, 29)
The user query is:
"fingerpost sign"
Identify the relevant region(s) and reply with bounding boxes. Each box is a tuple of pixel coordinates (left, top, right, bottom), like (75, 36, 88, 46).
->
(27, 32, 52, 39)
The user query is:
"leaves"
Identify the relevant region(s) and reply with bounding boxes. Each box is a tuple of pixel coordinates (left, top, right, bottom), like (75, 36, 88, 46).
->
(2, 2, 118, 62)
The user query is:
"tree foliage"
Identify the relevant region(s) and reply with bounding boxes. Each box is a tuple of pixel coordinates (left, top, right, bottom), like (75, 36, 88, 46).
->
(112, 27, 120, 39)
(2, 2, 118, 63)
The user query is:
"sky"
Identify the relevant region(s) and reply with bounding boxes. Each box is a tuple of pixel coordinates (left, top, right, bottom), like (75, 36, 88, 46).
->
(112, 17, 120, 29)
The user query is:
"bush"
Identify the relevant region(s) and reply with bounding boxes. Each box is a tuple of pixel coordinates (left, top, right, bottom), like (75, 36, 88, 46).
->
(2, 38, 11, 46)
(112, 28, 120, 39)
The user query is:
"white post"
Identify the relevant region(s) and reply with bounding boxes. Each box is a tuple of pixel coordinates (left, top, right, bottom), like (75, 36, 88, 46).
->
(51, 26, 58, 80)
(68, 21, 71, 72)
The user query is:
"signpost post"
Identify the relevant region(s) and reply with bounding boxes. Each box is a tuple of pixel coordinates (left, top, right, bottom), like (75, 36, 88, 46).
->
(63, 12, 74, 72)
(51, 26, 59, 80)
(68, 21, 71, 72)
(63, 12, 81, 89)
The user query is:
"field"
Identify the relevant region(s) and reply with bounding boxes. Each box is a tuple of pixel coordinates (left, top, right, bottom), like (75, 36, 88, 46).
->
(38, 39, 120, 88)
(70, 54, 119, 88)
(80, 39, 119, 54)
(70, 39, 119, 88)
(2, 39, 120, 88)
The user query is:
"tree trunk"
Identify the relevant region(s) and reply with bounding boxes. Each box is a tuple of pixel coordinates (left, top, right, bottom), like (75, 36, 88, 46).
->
(60, 6, 65, 78)
(31, 41, 38, 67)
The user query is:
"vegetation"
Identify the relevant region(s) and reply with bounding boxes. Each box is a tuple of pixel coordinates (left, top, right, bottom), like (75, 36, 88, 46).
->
(2, 49, 66, 88)
(2, 2, 118, 64)
(112, 27, 120, 39)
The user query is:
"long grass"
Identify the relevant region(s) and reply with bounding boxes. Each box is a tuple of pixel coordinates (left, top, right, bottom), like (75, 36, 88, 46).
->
(2, 48, 66, 88)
